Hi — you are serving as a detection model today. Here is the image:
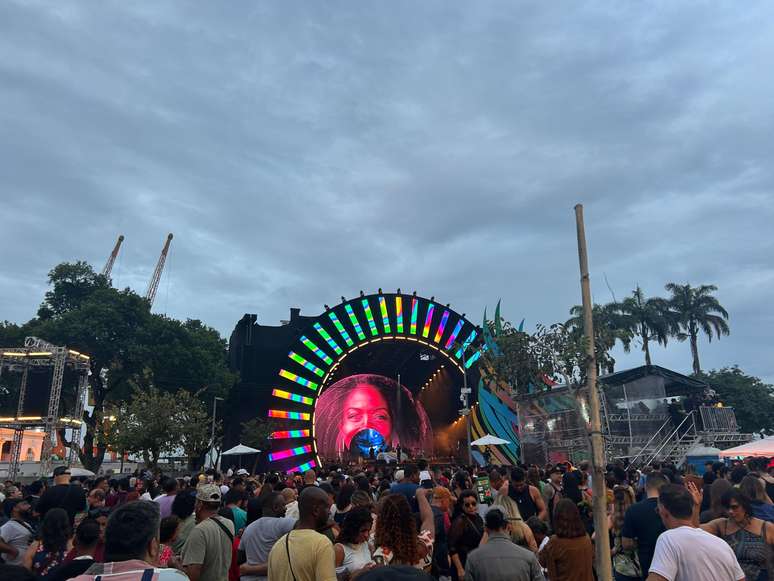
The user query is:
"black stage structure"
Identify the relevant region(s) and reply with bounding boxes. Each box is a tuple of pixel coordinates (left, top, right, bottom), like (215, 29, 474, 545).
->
(226, 293, 483, 473)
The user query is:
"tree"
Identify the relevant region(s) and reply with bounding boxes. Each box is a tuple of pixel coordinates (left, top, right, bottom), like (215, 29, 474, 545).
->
(37, 261, 111, 320)
(614, 287, 673, 366)
(108, 387, 212, 469)
(484, 318, 588, 395)
(240, 417, 283, 473)
(666, 283, 730, 374)
(241, 417, 278, 452)
(566, 303, 631, 374)
(695, 367, 774, 435)
(21, 261, 234, 472)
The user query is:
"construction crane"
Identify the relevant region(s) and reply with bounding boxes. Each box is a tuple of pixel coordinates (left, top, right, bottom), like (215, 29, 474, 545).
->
(145, 233, 173, 307)
(101, 235, 125, 278)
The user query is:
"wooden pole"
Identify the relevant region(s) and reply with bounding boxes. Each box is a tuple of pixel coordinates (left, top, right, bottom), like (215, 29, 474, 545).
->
(574, 204, 612, 581)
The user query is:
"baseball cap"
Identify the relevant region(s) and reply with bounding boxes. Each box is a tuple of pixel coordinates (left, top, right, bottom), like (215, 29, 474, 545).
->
(196, 483, 222, 503)
(53, 466, 71, 477)
(236, 469, 249, 476)
(394, 470, 404, 482)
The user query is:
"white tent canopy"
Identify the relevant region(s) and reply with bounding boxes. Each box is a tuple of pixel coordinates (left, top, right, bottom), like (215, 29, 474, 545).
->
(719, 437, 774, 458)
(471, 435, 511, 446)
(222, 444, 261, 455)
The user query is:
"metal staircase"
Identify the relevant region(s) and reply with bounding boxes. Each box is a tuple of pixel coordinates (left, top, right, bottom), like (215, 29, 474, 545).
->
(628, 411, 700, 468)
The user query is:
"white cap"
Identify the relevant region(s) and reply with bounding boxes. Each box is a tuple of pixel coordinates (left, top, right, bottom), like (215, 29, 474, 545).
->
(236, 469, 248, 476)
(395, 470, 405, 481)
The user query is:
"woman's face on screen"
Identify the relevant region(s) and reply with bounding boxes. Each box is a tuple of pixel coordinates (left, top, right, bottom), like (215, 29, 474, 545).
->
(341, 384, 393, 447)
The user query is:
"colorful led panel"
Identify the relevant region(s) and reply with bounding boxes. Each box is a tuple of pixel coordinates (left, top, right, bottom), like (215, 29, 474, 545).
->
(271, 429, 311, 439)
(362, 298, 378, 337)
(328, 312, 354, 347)
(288, 352, 325, 377)
(395, 296, 404, 333)
(444, 319, 464, 350)
(287, 459, 317, 473)
(465, 350, 482, 369)
(300, 336, 333, 365)
(268, 410, 310, 420)
(434, 310, 450, 343)
(410, 298, 419, 335)
(345, 304, 366, 341)
(268, 444, 313, 462)
(422, 303, 435, 338)
(378, 296, 391, 334)
(314, 322, 343, 355)
(454, 330, 477, 359)
(279, 369, 319, 390)
(272, 389, 314, 406)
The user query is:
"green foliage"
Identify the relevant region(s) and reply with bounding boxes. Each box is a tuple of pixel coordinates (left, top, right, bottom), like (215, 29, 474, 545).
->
(485, 320, 588, 394)
(240, 417, 280, 452)
(7, 260, 235, 472)
(108, 387, 212, 468)
(614, 287, 673, 366)
(696, 367, 774, 435)
(666, 283, 730, 374)
(0, 321, 26, 346)
(566, 303, 632, 374)
(37, 261, 111, 320)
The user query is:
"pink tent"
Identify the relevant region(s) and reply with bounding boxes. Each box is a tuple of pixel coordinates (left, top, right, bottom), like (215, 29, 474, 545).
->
(719, 437, 774, 458)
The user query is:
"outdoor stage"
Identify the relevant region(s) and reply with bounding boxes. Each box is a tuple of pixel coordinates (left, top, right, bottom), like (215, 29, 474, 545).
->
(226, 292, 522, 473)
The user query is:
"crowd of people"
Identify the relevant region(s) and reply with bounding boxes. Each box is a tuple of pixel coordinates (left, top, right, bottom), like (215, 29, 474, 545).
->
(1, 455, 773, 581)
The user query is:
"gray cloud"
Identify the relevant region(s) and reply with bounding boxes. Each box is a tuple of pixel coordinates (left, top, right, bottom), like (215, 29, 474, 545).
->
(1, 1, 772, 381)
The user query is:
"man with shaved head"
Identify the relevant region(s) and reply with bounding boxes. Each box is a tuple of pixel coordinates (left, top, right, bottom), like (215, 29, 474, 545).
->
(239, 492, 295, 581)
(268, 486, 336, 581)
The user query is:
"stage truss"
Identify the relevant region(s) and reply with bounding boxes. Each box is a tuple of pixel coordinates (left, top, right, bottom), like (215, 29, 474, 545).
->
(265, 293, 485, 472)
(0, 337, 90, 478)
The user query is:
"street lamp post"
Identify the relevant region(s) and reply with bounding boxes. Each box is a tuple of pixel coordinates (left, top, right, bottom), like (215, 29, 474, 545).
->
(210, 396, 224, 469)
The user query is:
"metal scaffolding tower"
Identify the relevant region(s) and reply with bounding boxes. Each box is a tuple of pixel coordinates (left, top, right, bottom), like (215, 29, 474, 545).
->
(0, 337, 90, 479)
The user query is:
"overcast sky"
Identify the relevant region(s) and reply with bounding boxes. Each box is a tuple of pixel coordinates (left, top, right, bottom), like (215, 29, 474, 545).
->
(1, 2, 772, 382)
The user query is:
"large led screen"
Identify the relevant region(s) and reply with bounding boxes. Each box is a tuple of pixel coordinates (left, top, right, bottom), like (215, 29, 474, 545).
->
(315, 373, 433, 460)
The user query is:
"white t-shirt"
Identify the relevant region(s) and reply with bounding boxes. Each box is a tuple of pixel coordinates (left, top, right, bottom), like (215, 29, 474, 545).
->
(649, 526, 745, 581)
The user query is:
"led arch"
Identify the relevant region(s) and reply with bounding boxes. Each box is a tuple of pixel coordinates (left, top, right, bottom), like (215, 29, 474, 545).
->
(268, 292, 484, 472)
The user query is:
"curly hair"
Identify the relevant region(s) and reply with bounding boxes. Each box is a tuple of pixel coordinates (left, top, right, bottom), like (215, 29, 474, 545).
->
(315, 374, 432, 459)
(41, 508, 71, 553)
(337, 506, 374, 545)
(375, 493, 419, 565)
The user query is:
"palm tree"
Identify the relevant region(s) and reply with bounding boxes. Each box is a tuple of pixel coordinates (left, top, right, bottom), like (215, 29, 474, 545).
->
(566, 303, 632, 374)
(665, 283, 730, 374)
(614, 287, 673, 366)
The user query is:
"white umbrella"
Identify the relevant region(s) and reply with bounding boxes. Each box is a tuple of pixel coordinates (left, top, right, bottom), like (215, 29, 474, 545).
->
(55, 466, 95, 477)
(70, 467, 95, 477)
(222, 444, 261, 455)
(471, 435, 511, 446)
